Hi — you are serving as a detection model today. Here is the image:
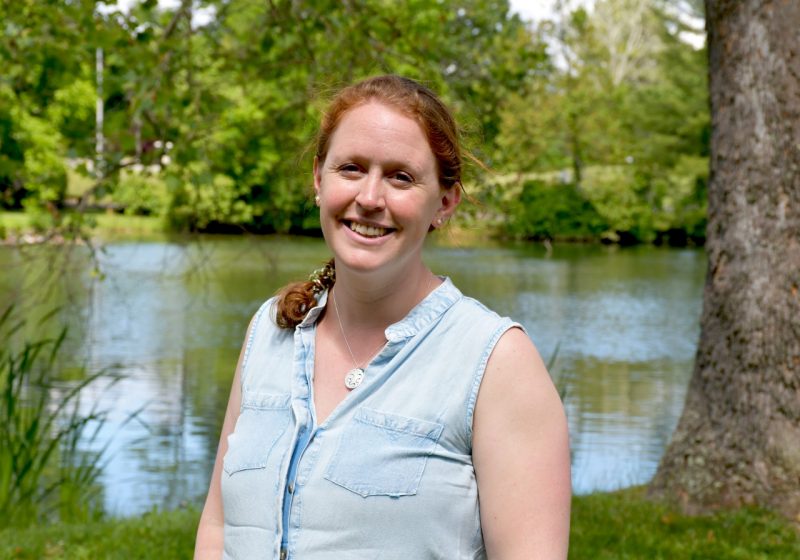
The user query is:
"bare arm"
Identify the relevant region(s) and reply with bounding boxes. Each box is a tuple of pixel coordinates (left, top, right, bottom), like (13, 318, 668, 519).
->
(473, 327, 571, 559)
(194, 320, 251, 560)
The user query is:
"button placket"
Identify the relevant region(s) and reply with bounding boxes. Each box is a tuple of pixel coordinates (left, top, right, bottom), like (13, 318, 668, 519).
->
(281, 319, 318, 556)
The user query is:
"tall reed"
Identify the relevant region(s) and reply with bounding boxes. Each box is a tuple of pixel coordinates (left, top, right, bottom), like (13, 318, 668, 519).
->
(0, 306, 114, 527)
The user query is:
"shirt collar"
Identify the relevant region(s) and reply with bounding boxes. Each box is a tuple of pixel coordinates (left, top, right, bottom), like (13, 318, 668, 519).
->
(297, 277, 462, 341)
(298, 289, 328, 328)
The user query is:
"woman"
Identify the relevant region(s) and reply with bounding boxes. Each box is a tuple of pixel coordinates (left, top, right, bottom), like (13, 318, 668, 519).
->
(195, 75, 571, 559)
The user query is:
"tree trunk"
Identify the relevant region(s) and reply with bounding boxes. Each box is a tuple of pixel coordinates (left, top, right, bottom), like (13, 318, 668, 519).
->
(649, 0, 800, 518)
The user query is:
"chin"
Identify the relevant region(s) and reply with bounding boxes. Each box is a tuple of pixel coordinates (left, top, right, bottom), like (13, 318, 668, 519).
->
(333, 254, 395, 275)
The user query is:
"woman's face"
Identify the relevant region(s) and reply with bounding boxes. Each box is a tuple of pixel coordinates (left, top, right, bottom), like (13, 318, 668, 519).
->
(314, 101, 459, 279)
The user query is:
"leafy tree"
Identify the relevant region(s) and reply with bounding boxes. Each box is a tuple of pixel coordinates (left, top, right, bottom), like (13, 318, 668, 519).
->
(493, 0, 708, 243)
(0, 0, 96, 213)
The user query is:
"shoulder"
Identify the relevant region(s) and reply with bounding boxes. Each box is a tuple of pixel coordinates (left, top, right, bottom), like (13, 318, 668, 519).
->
(451, 296, 525, 366)
(478, 327, 563, 422)
(472, 327, 568, 466)
(446, 292, 514, 336)
(486, 327, 542, 373)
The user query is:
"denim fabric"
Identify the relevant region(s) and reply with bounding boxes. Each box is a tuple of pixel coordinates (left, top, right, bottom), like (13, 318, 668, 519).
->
(221, 278, 518, 559)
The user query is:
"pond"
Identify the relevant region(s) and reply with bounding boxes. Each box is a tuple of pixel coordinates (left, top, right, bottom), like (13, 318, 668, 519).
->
(0, 235, 705, 516)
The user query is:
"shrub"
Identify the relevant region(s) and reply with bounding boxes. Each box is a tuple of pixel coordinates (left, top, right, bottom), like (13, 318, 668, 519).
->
(505, 179, 608, 240)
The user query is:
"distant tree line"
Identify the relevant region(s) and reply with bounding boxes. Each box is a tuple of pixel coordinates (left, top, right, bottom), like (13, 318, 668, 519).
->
(0, 0, 708, 244)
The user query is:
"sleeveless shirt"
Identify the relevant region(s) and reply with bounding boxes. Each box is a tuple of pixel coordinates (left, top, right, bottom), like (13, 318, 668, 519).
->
(221, 278, 518, 559)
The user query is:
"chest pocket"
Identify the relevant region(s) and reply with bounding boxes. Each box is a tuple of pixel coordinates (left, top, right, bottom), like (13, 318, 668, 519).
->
(223, 392, 292, 475)
(324, 407, 444, 497)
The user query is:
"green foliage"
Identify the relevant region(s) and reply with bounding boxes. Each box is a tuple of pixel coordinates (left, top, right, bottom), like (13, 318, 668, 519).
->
(493, 0, 709, 244)
(0, 307, 113, 528)
(0, 85, 67, 213)
(1, 0, 708, 244)
(114, 172, 168, 217)
(0, 0, 94, 213)
(165, 164, 253, 230)
(502, 154, 707, 244)
(147, 0, 544, 232)
(581, 165, 655, 242)
(505, 179, 607, 240)
(46, 78, 97, 158)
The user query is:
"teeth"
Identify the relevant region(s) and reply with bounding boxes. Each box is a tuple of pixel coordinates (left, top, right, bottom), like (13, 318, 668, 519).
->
(349, 222, 388, 237)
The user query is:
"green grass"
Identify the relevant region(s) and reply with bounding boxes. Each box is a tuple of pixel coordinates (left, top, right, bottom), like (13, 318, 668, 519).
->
(87, 213, 166, 240)
(0, 508, 199, 560)
(1, 211, 166, 241)
(0, 212, 30, 232)
(1, 488, 797, 559)
(570, 487, 800, 559)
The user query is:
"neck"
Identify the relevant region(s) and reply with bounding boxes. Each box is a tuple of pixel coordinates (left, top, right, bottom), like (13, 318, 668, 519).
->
(329, 263, 438, 332)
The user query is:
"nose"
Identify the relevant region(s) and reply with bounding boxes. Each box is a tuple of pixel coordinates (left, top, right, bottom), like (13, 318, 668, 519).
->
(355, 171, 385, 211)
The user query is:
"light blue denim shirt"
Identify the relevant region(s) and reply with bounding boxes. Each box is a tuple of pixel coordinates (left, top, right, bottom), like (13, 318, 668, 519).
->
(221, 278, 518, 559)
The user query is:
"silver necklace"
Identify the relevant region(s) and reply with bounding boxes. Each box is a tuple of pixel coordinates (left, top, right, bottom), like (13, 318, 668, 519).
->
(331, 274, 437, 390)
(332, 290, 386, 389)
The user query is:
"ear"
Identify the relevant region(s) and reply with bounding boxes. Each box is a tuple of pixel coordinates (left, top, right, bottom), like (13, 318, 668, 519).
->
(438, 184, 461, 221)
(313, 156, 322, 196)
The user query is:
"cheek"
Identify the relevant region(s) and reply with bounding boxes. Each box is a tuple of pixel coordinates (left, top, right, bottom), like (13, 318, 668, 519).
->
(319, 180, 350, 209)
(392, 197, 438, 229)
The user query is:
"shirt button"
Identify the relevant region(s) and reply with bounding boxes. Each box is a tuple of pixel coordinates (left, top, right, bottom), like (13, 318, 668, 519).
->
(280, 548, 287, 560)
(288, 482, 294, 494)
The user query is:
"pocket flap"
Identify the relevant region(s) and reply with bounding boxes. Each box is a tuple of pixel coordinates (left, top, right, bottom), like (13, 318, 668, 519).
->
(355, 408, 443, 440)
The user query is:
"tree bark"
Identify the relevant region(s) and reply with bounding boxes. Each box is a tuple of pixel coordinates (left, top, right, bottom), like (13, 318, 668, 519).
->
(649, 0, 800, 518)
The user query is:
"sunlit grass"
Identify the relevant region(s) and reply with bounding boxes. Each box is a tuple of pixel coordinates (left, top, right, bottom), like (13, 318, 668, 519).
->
(1, 488, 797, 559)
(570, 486, 800, 559)
(0, 211, 165, 241)
(87, 213, 166, 240)
(0, 507, 198, 560)
(0, 212, 30, 235)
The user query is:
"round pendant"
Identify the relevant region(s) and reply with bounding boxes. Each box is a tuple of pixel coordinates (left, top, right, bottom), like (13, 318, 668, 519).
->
(344, 367, 365, 389)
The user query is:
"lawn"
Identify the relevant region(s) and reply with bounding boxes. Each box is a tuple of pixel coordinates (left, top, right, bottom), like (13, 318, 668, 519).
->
(569, 487, 799, 559)
(1, 488, 797, 559)
(0, 211, 166, 241)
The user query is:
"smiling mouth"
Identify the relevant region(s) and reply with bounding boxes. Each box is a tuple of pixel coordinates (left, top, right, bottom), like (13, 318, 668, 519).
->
(345, 220, 394, 238)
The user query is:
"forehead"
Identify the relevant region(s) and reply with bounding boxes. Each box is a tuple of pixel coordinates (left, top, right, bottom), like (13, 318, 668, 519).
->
(326, 102, 435, 170)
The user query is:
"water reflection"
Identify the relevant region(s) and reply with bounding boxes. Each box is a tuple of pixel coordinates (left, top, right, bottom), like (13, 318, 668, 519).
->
(0, 237, 705, 515)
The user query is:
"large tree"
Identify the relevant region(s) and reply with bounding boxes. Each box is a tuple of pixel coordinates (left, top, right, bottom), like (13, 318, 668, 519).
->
(649, 0, 800, 517)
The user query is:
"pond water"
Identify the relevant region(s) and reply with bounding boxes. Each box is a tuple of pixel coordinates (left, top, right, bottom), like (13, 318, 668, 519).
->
(0, 235, 705, 516)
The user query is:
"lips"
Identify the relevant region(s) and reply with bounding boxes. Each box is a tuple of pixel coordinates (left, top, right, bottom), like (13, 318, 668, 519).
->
(345, 220, 394, 238)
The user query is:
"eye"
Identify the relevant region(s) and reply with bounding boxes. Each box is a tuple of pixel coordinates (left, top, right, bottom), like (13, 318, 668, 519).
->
(390, 171, 415, 185)
(337, 163, 362, 177)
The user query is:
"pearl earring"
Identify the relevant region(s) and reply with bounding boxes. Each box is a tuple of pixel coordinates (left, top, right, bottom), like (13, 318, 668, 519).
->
(315, 195, 321, 207)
